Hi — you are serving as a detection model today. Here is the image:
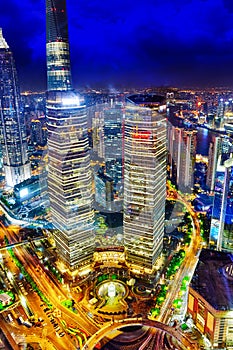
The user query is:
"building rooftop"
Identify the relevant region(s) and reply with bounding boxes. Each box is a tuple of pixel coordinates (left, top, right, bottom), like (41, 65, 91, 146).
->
(190, 249, 233, 311)
(126, 94, 166, 106)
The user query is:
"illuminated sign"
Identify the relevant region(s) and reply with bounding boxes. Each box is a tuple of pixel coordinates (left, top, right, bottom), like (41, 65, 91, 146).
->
(132, 131, 151, 139)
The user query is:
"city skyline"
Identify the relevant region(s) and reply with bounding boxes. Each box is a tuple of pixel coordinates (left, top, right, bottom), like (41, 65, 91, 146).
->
(1, 0, 233, 90)
(2, 0, 233, 348)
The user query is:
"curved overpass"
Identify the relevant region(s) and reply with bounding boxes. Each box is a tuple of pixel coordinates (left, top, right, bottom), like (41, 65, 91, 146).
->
(82, 317, 198, 350)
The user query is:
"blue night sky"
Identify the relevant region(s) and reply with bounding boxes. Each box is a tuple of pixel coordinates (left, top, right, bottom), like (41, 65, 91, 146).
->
(1, 0, 233, 90)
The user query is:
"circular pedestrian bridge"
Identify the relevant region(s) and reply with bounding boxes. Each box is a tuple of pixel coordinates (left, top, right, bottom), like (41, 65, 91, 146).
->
(82, 317, 198, 350)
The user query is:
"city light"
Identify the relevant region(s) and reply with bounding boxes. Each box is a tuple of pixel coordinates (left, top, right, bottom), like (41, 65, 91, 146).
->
(1, 0, 233, 349)
(62, 96, 80, 106)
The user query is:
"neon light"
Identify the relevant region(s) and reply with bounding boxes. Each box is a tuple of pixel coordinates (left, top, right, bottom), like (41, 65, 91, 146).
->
(132, 131, 151, 139)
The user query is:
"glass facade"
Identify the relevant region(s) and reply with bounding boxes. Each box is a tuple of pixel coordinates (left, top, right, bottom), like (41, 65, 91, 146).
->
(210, 157, 233, 251)
(167, 125, 197, 192)
(0, 29, 30, 187)
(46, 0, 72, 91)
(46, 91, 95, 268)
(46, 1, 95, 269)
(123, 97, 167, 271)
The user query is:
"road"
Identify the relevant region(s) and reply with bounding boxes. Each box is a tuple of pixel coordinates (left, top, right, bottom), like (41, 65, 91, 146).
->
(82, 317, 198, 350)
(0, 183, 202, 350)
(159, 185, 202, 324)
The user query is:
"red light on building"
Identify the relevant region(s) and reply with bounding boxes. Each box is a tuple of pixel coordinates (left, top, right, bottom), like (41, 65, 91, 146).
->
(132, 131, 151, 139)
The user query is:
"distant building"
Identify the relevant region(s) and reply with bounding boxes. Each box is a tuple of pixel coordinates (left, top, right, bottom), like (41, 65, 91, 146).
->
(209, 157, 233, 251)
(206, 137, 222, 192)
(104, 104, 123, 161)
(217, 98, 225, 120)
(123, 94, 167, 273)
(92, 110, 105, 159)
(31, 117, 47, 146)
(104, 103, 124, 197)
(207, 136, 233, 192)
(188, 249, 233, 348)
(0, 29, 31, 187)
(167, 125, 197, 192)
(94, 169, 114, 210)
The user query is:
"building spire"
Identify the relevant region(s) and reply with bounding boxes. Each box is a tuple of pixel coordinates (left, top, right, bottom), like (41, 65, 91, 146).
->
(0, 28, 9, 49)
(46, 0, 72, 91)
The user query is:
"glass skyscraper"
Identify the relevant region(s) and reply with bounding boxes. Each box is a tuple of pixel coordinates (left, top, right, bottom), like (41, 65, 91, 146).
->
(209, 157, 233, 252)
(123, 95, 167, 273)
(46, 0, 95, 269)
(46, 0, 72, 91)
(167, 125, 197, 192)
(0, 29, 31, 187)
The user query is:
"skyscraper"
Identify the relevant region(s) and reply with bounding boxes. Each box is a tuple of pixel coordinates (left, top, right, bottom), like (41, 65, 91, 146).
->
(209, 156, 233, 252)
(123, 95, 167, 273)
(46, 0, 95, 269)
(46, 0, 72, 91)
(0, 29, 31, 187)
(104, 103, 124, 198)
(206, 137, 221, 192)
(167, 125, 197, 192)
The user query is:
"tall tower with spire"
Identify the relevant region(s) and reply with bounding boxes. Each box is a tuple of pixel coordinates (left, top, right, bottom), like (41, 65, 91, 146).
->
(46, 0, 72, 91)
(46, 0, 95, 270)
(0, 29, 31, 187)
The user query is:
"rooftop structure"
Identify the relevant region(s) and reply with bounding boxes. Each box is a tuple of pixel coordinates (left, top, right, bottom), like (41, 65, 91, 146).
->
(190, 249, 233, 310)
(188, 249, 233, 348)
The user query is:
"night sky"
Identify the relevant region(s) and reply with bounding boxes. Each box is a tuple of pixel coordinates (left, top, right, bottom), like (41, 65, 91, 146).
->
(1, 0, 233, 91)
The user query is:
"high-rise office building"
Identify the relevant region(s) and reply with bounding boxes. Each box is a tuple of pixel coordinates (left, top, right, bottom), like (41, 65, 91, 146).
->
(209, 156, 233, 252)
(206, 137, 221, 192)
(94, 168, 114, 210)
(104, 103, 124, 197)
(123, 95, 167, 273)
(92, 110, 105, 159)
(31, 118, 47, 146)
(0, 29, 31, 187)
(46, 0, 95, 269)
(167, 125, 197, 192)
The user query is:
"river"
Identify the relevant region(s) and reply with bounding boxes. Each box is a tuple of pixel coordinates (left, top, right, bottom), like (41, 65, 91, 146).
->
(196, 127, 220, 156)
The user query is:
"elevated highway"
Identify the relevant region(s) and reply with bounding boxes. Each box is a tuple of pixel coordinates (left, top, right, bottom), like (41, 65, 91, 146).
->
(82, 317, 198, 350)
